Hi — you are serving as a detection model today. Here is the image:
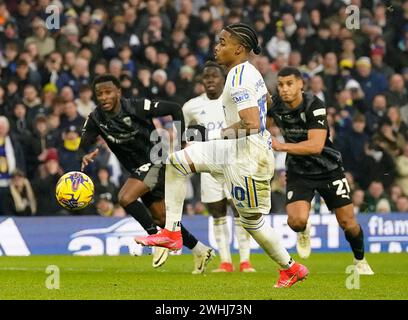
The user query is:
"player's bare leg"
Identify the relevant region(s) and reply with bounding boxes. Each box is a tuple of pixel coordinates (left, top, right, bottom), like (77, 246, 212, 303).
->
(230, 202, 255, 272)
(287, 201, 312, 259)
(237, 211, 308, 288)
(207, 199, 234, 272)
(335, 204, 374, 275)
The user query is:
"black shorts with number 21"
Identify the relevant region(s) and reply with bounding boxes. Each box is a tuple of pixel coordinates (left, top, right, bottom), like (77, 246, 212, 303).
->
(285, 168, 352, 211)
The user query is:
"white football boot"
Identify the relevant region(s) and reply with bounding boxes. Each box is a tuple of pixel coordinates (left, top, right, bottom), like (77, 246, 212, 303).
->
(152, 247, 169, 268)
(354, 258, 374, 275)
(192, 247, 216, 274)
(296, 219, 312, 259)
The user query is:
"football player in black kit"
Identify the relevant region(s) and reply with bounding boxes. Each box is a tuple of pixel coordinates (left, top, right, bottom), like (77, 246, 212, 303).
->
(267, 67, 374, 275)
(79, 74, 215, 273)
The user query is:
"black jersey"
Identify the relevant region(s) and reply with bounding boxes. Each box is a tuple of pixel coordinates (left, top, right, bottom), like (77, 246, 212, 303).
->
(267, 92, 343, 177)
(79, 97, 184, 173)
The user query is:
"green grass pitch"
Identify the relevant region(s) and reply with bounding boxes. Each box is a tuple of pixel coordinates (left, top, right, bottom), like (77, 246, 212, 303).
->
(0, 253, 407, 300)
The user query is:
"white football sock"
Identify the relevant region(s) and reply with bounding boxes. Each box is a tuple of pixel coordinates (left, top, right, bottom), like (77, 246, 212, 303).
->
(213, 217, 232, 263)
(240, 216, 292, 268)
(191, 241, 209, 256)
(164, 152, 192, 232)
(234, 217, 250, 263)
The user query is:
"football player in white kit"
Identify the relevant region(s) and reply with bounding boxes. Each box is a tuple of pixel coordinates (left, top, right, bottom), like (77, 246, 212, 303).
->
(183, 61, 255, 273)
(136, 23, 308, 288)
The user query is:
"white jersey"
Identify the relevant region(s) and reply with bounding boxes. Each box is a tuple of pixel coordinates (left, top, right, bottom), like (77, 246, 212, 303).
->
(183, 93, 226, 130)
(222, 61, 268, 132)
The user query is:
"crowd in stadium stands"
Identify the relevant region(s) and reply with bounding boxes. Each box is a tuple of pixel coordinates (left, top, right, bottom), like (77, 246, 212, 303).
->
(0, 0, 407, 216)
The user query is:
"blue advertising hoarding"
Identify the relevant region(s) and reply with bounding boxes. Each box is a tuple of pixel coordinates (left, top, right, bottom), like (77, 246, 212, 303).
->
(0, 214, 407, 256)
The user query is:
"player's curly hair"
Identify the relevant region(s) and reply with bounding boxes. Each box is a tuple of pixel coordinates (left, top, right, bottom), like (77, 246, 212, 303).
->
(224, 23, 261, 55)
(92, 74, 121, 90)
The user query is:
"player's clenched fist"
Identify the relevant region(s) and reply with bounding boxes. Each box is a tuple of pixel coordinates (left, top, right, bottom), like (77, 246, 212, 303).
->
(271, 138, 285, 151)
(81, 148, 99, 171)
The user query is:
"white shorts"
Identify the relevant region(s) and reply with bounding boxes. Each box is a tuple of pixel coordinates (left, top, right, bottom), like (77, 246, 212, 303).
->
(185, 133, 275, 216)
(201, 173, 231, 203)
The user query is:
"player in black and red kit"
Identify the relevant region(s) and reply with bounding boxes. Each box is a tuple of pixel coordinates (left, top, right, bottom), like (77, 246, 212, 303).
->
(267, 67, 374, 275)
(80, 74, 215, 273)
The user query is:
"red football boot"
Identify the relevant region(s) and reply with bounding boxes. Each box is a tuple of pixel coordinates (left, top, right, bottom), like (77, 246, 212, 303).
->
(135, 229, 182, 251)
(274, 262, 308, 288)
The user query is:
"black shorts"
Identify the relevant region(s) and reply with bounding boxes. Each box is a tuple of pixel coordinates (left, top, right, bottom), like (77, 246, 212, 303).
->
(286, 168, 352, 211)
(130, 163, 165, 208)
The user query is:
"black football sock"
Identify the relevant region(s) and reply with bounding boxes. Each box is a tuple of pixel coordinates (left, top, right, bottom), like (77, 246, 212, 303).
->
(345, 225, 365, 260)
(124, 201, 158, 235)
(181, 224, 198, 250)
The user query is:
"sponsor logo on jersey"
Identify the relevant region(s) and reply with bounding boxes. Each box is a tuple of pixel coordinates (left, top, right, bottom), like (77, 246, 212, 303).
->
(123, 116, 132, 127)
(231, 89, 250, 103)
(287, 191, 293, 200)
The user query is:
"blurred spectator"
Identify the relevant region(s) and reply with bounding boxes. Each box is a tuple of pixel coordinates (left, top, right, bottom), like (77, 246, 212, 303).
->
(376, 198, 391, 213)
(361, 181, 392, 213)
(4, 168, 36, 216)
(56, 23, 81, 55)
(396, 143, 408, 196)
(384, 74, 408, 107)
(390, 184, 403, 209)
(74, 85, 96, 118)
(24, 18, 55, 60)
(95, 192, 115, 217)
(27, 114, 58, 178)
(60, 101, 85, 131)
(387, 106, 408, 140)
(266, 21, 291, 60)
(58, 125, 81, 172)
(396, 195, 408, 213)
(372, 117, 406, 159)
(22, 84, 44, 124)
(9, 101, 31, 136)
(255, 55, 276, 94)
(32, 148, 66, 215)
(352, 189, 365, 214)
(15, 0, 36, 39)
(354, 56, 388, 105)
(41, 83, 58, 110)
(94, 166, 118, 204)
(365, 94, 387, 137)
(360, 142, 395, 190)
(370, 46, 395, 79)
(0, 115, 26, 175)
(56, 57, 90, 98)
(340, 113, 369, 185)
(14, 59, 39, 94)
(102, 15, 141, 60)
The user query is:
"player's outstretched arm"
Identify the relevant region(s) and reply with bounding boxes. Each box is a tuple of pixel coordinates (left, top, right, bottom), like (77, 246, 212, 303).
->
(187, 106, 261, 141)
(142, 99, 186, 133)
(272, 129, 326, 155)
